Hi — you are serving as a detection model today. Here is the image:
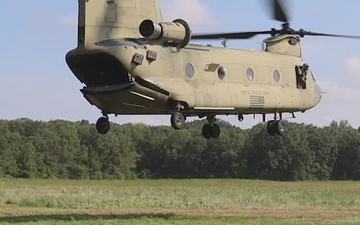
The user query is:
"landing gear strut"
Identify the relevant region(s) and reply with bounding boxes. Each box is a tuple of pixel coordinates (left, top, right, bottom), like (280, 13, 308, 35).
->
(202, 116, 220, 139)
(96, 115, 110, 135)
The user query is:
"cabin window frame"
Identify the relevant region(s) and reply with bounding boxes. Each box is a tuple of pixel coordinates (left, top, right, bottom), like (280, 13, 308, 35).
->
(218, 66, 226, 80)
(185, 63, 195, 78)
(273, 69, 281, 82)
(246, 68, 255, 81)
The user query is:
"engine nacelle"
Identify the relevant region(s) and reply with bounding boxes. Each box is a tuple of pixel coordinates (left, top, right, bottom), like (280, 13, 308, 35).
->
(139, 19, 191, 48)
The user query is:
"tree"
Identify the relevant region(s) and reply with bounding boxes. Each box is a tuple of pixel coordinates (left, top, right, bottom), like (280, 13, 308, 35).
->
(16, 139, 37, 178)
(1, 118, 360, 181)
(201, 122, 247, 178)
(332, 121, 360, 180)
(306, 125, 338, 180)
(245, 122, 314, 181)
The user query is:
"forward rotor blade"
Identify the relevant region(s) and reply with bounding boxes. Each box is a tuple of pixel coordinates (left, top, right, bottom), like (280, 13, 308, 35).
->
(304, 31, 360, 39)
(191, 31, 272, 40)
(273, 0, 289, 23)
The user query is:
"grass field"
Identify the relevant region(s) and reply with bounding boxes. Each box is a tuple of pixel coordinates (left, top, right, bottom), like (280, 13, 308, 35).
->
(1, 179, 360, 224)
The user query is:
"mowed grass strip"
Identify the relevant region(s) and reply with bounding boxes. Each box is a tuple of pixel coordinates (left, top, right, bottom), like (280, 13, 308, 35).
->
(1, 179, 360, 211)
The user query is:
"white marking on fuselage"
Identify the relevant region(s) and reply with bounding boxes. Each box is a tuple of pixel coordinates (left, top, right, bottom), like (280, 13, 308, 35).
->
(130, 91, 155, 101)
(194, 107, 235, 111)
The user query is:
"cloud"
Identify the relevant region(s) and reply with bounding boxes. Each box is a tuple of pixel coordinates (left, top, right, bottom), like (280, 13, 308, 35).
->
(317, 80, 360, 102)
(160, 0, 220, 29)
(345, 58, 360, 81)
(58, 15, 77, 26)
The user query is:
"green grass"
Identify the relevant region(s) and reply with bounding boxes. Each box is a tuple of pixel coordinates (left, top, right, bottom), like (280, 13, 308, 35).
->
(1, 179, 360, 224)
(1, 179, 360, 210)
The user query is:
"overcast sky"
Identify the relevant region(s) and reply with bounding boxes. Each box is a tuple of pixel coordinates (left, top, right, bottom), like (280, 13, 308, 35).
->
(1, 0, 360, 128)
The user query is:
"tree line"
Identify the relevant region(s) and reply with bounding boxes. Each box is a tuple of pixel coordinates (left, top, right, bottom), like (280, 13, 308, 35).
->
(0, 118, 359, 181)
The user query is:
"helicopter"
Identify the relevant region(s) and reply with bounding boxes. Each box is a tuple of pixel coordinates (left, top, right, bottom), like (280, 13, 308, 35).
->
(66, 0, 360, 139)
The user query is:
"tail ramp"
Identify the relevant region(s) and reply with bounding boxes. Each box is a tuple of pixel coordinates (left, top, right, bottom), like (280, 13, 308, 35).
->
(77, 0, 163, 49)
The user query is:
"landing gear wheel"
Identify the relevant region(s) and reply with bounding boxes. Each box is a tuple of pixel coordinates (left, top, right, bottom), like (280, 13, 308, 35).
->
(96, 117, 110, 135)
(267, 120, 285, 136)
(267, 120, 277, 136)
(170, 112, 185, 130)
(202, 124, 212, 139)
(202, 123, 221, 139)
(238, 114, 244, 122)
(275, 120, 285, 135)
(211, 124, 221, 139)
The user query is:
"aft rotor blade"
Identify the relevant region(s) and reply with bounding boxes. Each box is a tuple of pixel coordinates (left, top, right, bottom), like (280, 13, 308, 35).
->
(273, 0, 289, 23)
(304, 31, 360, 39)
(191, 31, 272, 40)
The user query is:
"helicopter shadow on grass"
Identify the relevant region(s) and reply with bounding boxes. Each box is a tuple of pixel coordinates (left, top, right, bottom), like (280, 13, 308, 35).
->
(0, 213, 176, 223)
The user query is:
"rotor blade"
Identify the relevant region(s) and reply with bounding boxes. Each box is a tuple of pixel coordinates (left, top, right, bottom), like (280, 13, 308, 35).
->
(273, 0, 289, 23)
(304, 31, 360, 39)
(191, 31, 272, 40)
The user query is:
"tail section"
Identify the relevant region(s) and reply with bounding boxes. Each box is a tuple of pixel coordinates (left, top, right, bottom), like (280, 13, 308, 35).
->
(77, 0, 163, 49)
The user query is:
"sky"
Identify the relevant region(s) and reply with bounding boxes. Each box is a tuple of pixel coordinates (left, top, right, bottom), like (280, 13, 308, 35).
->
(0, 0, 360, 129)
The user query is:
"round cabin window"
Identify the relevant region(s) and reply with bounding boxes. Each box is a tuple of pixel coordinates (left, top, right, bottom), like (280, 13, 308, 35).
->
(218, 66, 226, 80)
(273, 69, 280, 82)
(246, 68, 254, 81)
(185, 63, 194, 78)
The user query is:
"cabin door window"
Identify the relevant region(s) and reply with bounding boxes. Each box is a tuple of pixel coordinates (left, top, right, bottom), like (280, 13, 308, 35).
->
(295, 64, 309, 89)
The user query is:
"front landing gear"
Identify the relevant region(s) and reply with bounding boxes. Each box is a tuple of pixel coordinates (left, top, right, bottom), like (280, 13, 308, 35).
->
(170, 112, 186, 130)
(96, 116, 110, 135)
(202, 116, 220, 139)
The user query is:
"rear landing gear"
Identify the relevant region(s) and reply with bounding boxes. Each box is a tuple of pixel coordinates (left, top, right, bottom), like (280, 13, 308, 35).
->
(267, 120, 285, 136)
(202, 116, 220, 139)
(96, 116, 110, 135)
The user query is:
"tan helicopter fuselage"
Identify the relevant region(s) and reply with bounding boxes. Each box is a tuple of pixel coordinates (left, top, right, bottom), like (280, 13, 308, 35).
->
(66, 0, 321, 118)
(67, 35, 321, 117)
